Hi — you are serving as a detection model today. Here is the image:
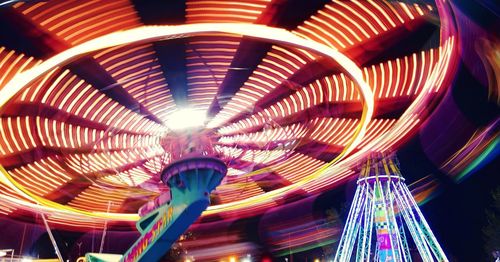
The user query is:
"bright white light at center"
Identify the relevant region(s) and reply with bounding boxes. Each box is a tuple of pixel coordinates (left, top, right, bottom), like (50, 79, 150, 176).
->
(167, 108, 206, 131)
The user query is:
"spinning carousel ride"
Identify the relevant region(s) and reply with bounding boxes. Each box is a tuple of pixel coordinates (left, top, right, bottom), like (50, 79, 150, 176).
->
(0, 0, 464, 260)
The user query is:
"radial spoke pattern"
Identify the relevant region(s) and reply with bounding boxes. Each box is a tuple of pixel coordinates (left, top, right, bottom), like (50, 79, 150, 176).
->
(0, 0, 458, 229)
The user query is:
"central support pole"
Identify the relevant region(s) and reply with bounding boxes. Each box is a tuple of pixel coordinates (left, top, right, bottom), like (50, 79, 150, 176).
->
(85, 157, 226, 262)
(122, 157, 226, 262)
(373, 180, 395, 261)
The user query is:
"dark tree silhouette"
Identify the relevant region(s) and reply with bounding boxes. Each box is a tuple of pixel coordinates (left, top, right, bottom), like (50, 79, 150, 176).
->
(483, 186, 500, 260)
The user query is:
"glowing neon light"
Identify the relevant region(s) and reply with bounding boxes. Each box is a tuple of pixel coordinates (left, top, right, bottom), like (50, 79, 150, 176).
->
(0, 23, 374, 220)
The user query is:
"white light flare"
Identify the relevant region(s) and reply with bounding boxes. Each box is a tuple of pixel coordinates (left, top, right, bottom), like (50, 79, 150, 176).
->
(166, 108, 207, 131)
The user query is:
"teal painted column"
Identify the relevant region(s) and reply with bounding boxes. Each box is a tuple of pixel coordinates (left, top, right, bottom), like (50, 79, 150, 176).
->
(121, 157, 226, 262)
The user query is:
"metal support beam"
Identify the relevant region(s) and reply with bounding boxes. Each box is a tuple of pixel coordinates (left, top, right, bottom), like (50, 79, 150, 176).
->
(40, 211, 64, 262)
(334, 155, 448, 262)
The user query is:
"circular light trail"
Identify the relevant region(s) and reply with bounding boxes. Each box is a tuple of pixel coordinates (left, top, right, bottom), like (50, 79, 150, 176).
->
(0, 23, 374, 220)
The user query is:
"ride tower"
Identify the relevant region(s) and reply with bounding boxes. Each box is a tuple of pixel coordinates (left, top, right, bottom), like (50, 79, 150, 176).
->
(86, 125, 227, 262)
(334, 154, 448, 262)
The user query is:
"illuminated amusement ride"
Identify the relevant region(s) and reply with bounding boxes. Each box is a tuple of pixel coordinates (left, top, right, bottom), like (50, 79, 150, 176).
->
(1, 0, 491, 261)
(334, 154, 448, 262)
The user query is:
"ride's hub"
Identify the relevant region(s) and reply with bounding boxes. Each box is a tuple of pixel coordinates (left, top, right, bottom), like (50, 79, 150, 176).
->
(117, 157, 227, 262)
(162, 156, 227, 195)
(161, 156, 227, 217)
(118, 123, 228, 262)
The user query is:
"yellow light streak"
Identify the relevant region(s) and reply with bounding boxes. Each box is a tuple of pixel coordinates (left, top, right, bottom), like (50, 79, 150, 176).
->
(0, 23, 373, 220)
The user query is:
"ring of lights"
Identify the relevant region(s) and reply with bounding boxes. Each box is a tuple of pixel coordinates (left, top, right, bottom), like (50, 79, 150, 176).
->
(0, 23, 376, 220)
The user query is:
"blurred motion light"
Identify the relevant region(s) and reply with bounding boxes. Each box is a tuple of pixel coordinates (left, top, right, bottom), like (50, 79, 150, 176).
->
(167, 108, 206, 131)
(166, 108, 207, 131)
(0, 249, 13, 258)
(241, 257, 251, 262)
(0, 23, 374, 220)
